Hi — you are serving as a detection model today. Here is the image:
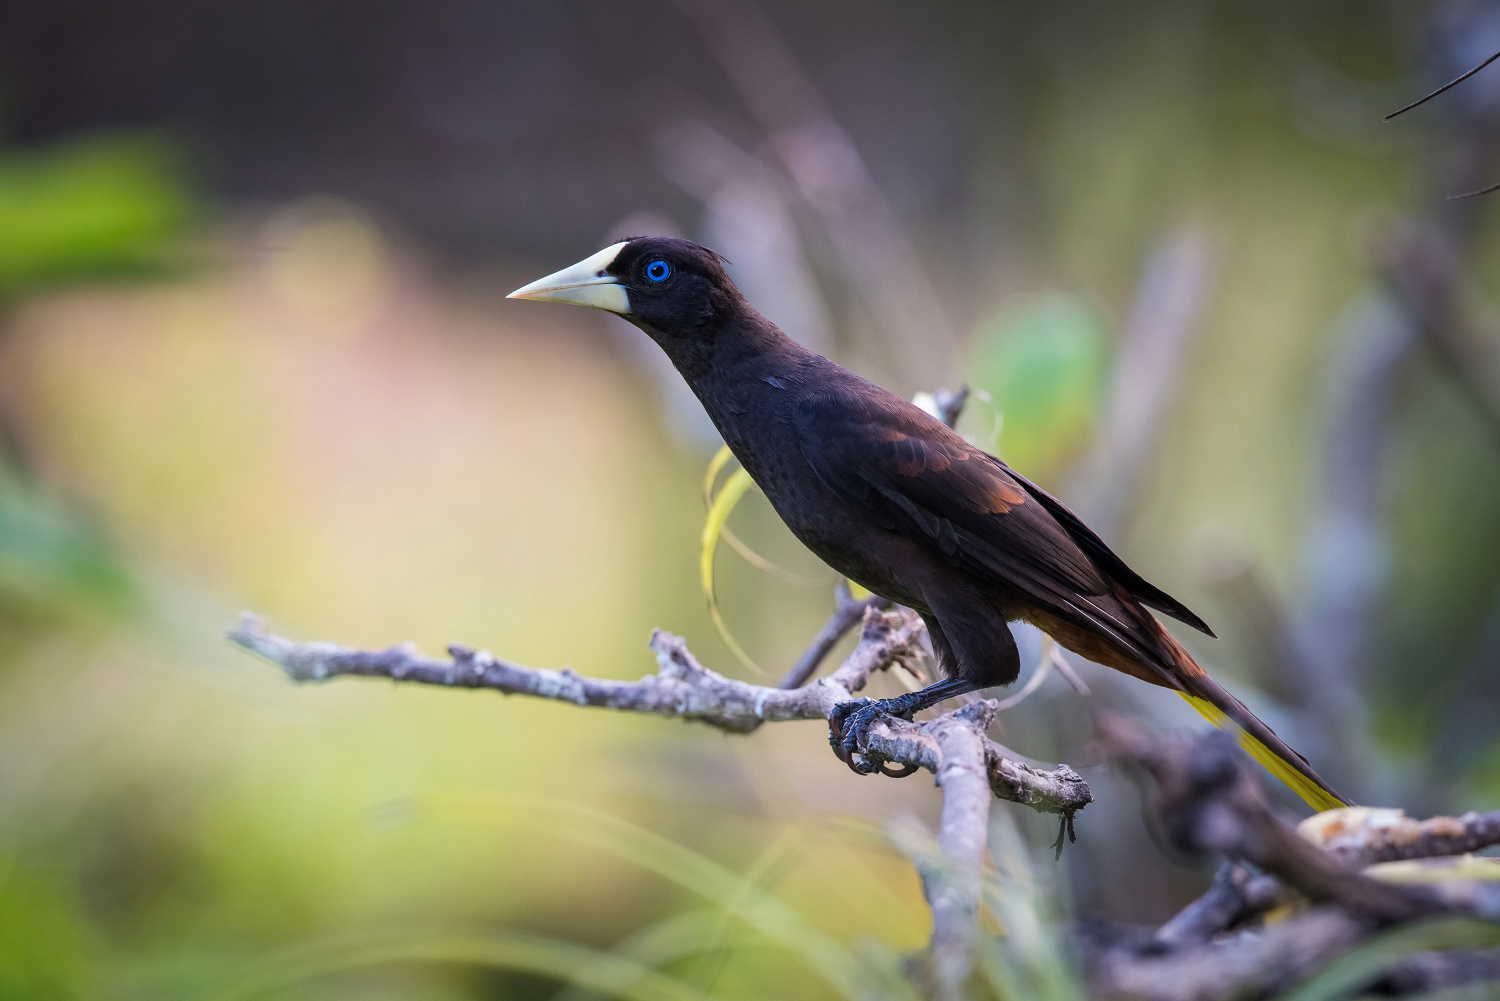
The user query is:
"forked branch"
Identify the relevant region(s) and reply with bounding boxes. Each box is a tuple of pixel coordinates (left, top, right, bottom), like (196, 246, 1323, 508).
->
(229, 607, 1091, 817)
(229, 603, 1092, 1000)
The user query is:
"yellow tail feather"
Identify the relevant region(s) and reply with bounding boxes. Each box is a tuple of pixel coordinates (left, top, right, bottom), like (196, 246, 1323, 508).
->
(1178, 693, 1345, 813)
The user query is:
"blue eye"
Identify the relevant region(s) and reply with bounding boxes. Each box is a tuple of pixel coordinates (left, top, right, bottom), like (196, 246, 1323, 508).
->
(645, 260, 671, 282)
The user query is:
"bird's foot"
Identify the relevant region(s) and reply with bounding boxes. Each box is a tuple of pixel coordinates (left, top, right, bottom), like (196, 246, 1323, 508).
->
(828, 698, 871, 767)
(829, 697, 920, 777)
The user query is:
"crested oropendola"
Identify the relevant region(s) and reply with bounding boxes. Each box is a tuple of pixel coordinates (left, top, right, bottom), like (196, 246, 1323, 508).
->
(510, 237, 1349, 811)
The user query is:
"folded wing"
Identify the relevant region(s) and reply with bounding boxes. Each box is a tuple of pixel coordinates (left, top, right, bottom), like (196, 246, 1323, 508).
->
(792, 387, 1212, 681)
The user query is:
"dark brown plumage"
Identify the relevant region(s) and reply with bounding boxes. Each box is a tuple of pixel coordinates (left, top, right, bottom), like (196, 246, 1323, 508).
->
(510, 236, 1348, 808)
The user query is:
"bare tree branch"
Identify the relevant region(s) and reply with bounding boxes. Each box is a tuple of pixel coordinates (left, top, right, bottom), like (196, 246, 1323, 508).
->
(1149, 862, 1288, 952)
(229, 609, 1500, 1001)
(227, 608, 1093, 820)
(1069, 227, 1214, 539)
(1148, 801, 1500, 964)
(1097, 713, 1465, 922)
(1084, 716, 1500, 1001)
(672, 0, 958, 388)
(1090, 906, 1370, 1001)
(1375, 225, 1500, 442)
(926, 702, 992, 999)
(1308, 808, 1500, 869)
(930, 385, 970, 431)
(229, 605, 1095, 1001)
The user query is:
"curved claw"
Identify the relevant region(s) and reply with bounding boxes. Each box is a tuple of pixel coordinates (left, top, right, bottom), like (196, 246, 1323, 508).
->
(829, 699, 920, 777)
(844, 753, 875, 775)
(840, 703, 877, 763)
(828, 725, 863, 770)
(829, 699, 877, 773)
(840, 701, 901, 776)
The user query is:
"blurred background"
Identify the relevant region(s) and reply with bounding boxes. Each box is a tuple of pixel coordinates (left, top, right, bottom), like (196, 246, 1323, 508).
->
(0, 0, 1498, 997)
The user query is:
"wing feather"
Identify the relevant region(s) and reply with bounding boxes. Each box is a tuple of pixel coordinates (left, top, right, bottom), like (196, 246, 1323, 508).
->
(793, 387, 1211, 661)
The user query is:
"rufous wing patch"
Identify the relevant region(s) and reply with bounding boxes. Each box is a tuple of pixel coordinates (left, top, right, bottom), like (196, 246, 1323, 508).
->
(985, 477, 1025, 513)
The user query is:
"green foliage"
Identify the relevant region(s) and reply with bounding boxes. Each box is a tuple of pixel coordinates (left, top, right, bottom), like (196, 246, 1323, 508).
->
(204, 796, 1092, 1001)
(0, 128, 194, 630)
(192, 794, 927, 1001)
(977, 811, 1086, 1001)
(0, 860, 94, 1000)
(965, 295, 1107, 480)
(0, 464, 134, 621)
(0, 133, 196, 298)
(410, 793, 920, 1001)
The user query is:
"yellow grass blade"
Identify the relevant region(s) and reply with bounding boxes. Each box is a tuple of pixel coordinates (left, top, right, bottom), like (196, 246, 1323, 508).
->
(702, 444, 736, 508)
(704, 445, 830, 587)
(701, 464, 762, 674)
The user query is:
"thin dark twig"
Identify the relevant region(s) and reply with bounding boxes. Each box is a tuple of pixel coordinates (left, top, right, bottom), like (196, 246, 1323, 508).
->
(1050, 644, 1092, 696)
(1150, 862, 1287, 951)
(777, 582, 890, 689)
(1386, 48, 1500, 120)
(1447, 180, 1500, 200)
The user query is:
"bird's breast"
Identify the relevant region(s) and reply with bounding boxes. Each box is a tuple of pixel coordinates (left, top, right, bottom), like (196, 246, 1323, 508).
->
(722, 433, 927, 609)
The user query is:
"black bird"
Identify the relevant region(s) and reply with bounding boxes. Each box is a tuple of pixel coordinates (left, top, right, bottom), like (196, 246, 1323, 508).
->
(510, 237, 1348, 810)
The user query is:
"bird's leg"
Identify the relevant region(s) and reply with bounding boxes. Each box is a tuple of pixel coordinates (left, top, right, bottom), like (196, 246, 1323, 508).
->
(830, 677, 977, 775)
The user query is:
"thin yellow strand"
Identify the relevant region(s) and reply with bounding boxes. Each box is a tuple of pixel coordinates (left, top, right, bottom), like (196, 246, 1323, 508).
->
(701, 464, 763, 674)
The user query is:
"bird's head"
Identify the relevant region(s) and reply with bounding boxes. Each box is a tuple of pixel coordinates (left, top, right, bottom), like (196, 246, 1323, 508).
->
(508, 237, 739, 339)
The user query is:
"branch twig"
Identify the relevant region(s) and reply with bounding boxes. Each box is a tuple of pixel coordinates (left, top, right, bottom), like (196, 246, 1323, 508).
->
(777, 581, 891, 690)
(228, 609, 1093, 820)
(1086, 715, 1500, 1001)
(926, 702, 992, 997)
(1089, 906, 1370, 1001)
(1149, 862, 1287, 952)
(1306, 807, 1500, 869)
(1148, 802, 1500, 962)
(1375, 225, 1500, 443)
(1097, 713, 1456, 922)
(229, 606, 1093, 1000)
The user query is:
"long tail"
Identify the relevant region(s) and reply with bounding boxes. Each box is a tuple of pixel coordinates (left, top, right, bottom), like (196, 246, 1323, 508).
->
(1157, 632, 1350, 813)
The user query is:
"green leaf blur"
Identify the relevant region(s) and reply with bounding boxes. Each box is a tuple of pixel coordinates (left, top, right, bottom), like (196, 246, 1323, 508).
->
(0, 135, 196, 297)
(966, 295, 1106, 481)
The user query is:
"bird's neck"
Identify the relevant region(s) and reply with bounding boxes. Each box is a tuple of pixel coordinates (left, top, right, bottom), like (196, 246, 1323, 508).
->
(656, 306, 808, 388)
(647, 305, 813, 441)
